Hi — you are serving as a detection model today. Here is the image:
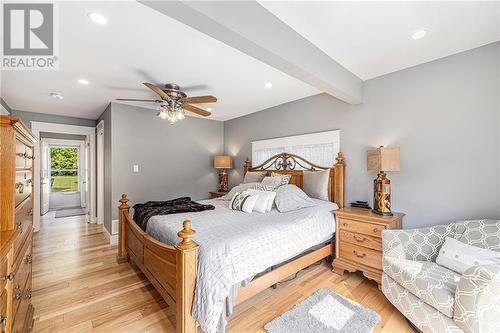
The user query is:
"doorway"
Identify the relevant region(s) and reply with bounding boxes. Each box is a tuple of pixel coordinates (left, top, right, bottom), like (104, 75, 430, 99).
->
(40, 138, 88, 218)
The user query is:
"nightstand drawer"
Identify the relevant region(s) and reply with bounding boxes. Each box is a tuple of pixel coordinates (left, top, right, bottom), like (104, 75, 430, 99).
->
(338, 218, 385, 237)
(339, 244, 381, 269)
(339, 230, 382, 251)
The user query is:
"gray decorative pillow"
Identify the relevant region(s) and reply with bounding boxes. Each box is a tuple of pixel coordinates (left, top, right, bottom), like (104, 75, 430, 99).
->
(243, 171, 267, 184)
(255, 184, 275, 191)
(222, 182, 259, 201)
(271, 172, 292, 186)
(302, 170, 330, 201)
(274, 184, 316, 213)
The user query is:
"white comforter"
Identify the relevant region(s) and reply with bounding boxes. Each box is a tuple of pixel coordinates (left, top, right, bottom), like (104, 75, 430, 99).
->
(146, 198, 337, 333)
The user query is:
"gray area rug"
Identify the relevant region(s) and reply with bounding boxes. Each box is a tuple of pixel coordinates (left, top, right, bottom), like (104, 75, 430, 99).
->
(265, 288, 380, 333)
(55, 207, 85, 218)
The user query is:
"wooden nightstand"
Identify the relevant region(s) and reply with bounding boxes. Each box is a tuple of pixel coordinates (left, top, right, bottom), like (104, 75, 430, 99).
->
(332, 208, 404, 287)
(210, 191, 227, 199)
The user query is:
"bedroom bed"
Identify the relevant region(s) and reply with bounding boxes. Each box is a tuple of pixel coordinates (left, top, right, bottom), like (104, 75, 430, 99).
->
(116, 152, 345, 333)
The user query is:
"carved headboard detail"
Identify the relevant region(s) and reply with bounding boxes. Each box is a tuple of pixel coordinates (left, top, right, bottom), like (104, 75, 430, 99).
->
(243, 152, 345, 208)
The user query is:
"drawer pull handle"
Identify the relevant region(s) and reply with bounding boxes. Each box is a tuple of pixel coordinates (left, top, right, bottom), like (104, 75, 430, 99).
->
(0, 314, 7, 333)
(25, 254, 33, 264)
(342, 223, 348, 227)
(15, 182, 24, 194)
(372, 228, 379, 233)
(25, 288, 32, 299)
(13, 284, 22, 300)
(16, 153, 25, 158)
(353, 235, 367, 243)
(353, 250, 367, 258)
(28, 208, 33, 216)
(16, 221, 22, 231)
(1, 272, 14, 281)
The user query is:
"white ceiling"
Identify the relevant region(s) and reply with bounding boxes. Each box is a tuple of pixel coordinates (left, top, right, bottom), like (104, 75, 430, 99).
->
(0, 1, 319, 120)
(260, 1, 500, 80)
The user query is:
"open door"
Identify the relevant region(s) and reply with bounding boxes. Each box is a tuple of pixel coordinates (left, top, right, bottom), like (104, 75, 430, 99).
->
(40, 140, 50, 215)
(80, 137, 89, 213)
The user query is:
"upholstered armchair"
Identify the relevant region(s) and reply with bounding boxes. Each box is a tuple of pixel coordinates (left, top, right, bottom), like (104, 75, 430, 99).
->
(381, 220, 500, 333)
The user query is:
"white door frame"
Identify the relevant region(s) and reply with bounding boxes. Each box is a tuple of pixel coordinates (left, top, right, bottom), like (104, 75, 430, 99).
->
(41, 138, 87, 209)
(96, 120, 104, 225)
(31, 122, 96, 232)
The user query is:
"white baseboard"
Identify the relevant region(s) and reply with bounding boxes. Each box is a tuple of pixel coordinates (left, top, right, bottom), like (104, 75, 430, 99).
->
(112, 219, 119, 235)
(103, 221, 119, 245)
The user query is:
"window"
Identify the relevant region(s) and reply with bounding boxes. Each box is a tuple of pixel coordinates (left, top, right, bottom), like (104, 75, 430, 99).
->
(50, 147, 79, 192)
(251, 130, 340, 168)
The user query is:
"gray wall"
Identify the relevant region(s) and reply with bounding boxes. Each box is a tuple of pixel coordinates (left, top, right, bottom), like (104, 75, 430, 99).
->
(11, 110, 96, 128)
(1, 98, 12, 115)
(224, 42, 500, 229)
(98, 105, 113, 233)
(101, 103, 224, 233)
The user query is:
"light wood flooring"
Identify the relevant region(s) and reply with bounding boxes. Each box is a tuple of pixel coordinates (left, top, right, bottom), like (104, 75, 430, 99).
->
(32, 213, 413, 333)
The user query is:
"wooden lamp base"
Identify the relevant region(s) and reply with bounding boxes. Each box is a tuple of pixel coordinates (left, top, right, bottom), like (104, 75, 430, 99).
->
(372, 171, 393, 216)
(218, 169, 228, 192)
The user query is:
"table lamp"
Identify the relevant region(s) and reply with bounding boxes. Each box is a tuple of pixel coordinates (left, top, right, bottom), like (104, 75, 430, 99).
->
(367, 146, 400, 216)
(214, 155, 232, 192)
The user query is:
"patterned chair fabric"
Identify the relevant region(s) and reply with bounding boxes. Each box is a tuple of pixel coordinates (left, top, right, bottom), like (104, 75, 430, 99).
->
(382, 220, 500, 333)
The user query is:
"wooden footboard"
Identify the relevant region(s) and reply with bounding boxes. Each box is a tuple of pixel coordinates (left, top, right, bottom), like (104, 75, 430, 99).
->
(116, 194, 198, 333)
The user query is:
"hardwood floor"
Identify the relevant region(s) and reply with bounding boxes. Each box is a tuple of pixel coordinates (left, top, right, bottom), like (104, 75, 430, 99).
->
(32, 213, 413, 333)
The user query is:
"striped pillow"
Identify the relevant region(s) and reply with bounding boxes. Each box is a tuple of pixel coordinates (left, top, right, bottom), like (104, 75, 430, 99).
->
(229, 192, 259, 213)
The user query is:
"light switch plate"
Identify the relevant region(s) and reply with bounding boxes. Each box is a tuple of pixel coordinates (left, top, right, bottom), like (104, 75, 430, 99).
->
(133, 165, 139, 173)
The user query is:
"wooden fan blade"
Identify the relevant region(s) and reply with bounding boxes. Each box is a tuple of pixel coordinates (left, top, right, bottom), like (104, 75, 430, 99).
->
(182, 95, 217, 104)
(143, 83, 169, 100)
(183, 104, 211, 117)
(116, 98, 159, 102)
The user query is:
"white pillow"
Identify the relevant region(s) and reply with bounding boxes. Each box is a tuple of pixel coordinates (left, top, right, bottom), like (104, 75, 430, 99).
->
(245, 189, 277, 212)
(436, 237, 500, 274)
(303, 170, 330, 201)
(229, 192, 259, 213)
(242, 190, 268, 213)
(243, 171, 267, 183)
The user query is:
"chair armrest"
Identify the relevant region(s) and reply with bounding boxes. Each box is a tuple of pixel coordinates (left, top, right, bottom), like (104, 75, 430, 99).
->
(382, 224, 455, 262)
(454, 264, 500, 333)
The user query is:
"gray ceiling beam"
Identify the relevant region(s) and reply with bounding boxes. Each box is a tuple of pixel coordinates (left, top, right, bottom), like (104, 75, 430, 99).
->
(139, 1, 363, 104)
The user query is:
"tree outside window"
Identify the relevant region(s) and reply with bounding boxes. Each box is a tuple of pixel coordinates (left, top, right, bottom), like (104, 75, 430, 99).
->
(50, 147, 79, 192)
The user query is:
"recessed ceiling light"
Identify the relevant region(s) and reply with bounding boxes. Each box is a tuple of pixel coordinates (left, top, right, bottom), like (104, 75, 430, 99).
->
(78, 79, 89, 85)
(265, 82, 273, 89)
(411, 29, 427, 40)
(206, 107, 212, 112)
(50, 92, 64, 100)
(88, 12, 107, 25)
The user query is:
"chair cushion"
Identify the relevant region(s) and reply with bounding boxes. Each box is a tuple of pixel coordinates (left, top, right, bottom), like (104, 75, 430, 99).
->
(384, 256, 461, 317)
(454, 220, 500, 252)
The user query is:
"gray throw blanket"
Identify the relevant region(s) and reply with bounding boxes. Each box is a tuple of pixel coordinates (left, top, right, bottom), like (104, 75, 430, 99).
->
(132, 197, 214, 230)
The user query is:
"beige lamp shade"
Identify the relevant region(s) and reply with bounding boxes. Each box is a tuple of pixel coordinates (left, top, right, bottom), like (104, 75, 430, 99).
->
(214, 155, 232, 169)
(367, 146, 400, 172)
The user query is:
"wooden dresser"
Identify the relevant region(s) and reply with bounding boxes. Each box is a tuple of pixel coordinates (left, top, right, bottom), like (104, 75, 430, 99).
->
(0, 116, 35, 333)
(332, 208, 404, 287)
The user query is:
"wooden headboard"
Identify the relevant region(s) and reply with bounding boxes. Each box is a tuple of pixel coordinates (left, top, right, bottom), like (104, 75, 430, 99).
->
(243, 152, 345, 208)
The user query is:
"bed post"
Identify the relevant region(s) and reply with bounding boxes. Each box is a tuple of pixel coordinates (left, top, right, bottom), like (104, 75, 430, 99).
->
(116, 194, 130, 263)
(334, 152, 345, 208)
(243, 158, 251, 175)
(175, 220, 199, 333)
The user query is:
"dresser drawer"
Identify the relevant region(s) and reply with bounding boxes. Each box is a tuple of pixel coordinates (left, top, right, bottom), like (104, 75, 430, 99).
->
(0, 255, 7, 292)
(15, 139, 27, 169)
(12, 237, 32, 318)
(339, 230, 382, 251)
(339, 243, 381, 269)
(14, 199, 33, 257)
(338, 218, 385, 238)
(0, 291, 7, 332)
(25, 146, 33, 169)
(12, 274, 31, 333)
(15, 172, 32, 207)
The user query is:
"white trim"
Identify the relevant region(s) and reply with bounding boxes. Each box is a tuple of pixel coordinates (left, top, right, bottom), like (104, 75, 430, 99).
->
(112, 219, 119, 235)
(31, 121, 96, 232)
(0, 104, 10, 116)
(102, 224, 118, 245)
(96, 120, 104, 225)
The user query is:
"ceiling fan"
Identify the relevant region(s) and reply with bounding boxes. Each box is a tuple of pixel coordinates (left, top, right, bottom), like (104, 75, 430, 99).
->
(116, 83, 217, 123)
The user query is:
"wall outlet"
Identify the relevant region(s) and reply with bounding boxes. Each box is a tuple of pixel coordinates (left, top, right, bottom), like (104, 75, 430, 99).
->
(133, 165, 139, 173)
